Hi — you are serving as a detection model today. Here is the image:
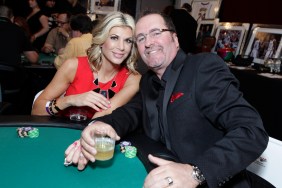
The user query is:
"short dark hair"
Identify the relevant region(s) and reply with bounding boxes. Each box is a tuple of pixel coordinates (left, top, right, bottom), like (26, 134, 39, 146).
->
(181, 3, 192, 13)
(140, 10, 176, 32)
(70, 14, 93, 34)
(0, 5, 14, 19)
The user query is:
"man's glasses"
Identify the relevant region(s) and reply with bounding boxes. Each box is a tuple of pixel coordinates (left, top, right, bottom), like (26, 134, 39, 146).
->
(136, 28, 175, 44)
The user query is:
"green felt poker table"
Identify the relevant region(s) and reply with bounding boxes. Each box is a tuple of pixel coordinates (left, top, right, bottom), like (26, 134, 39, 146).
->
(0, 115, 147, 188)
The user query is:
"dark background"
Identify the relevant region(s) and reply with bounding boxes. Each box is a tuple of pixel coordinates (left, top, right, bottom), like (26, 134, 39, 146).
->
(218, 0, 282, 25)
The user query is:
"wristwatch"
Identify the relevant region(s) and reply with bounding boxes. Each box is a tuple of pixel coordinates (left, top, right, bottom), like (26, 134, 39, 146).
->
(192, 166, 206, 185)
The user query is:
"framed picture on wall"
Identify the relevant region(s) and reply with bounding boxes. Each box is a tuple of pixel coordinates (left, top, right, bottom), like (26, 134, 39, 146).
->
(196, 19, 218, 46)
(212, 25, 246, 56)
(191, 0, 220, 22)
(91, 0, 119, 15)
(244, 27, 282, 64)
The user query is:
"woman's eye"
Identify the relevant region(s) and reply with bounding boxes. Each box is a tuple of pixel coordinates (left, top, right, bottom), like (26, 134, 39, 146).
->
(110, 36, 118, 40)
(126, 39, 133, 44)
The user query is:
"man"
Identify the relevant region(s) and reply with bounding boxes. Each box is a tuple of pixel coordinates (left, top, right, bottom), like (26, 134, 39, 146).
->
(67, 11, 269, 188)
(54, 14, 92, 69)
(41, 12, 72, 55)
(0, 5, 38, 66)
(170, 3, 197, 54)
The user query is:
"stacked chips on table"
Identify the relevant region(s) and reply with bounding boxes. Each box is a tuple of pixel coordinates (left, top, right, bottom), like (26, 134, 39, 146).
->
(124, 146, 137, 158)
(119, 141, 137, 158)
(17, 127, 39, 138)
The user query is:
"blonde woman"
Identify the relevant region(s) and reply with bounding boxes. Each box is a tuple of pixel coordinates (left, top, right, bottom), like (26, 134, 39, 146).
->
(32, 11, 141, 120)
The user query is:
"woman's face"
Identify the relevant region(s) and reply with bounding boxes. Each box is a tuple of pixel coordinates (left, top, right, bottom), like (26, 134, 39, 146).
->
(101, 26, 134, 66)
(28, 0, 38, 8)
(45, 0, 56, 8)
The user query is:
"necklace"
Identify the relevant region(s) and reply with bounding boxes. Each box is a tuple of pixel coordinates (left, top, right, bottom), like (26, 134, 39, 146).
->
(93, 72, 118, 99)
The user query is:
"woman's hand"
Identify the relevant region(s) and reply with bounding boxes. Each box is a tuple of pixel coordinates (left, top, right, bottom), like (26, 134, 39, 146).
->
(64, 140, 89, 170)
(67, 91, 111, 111)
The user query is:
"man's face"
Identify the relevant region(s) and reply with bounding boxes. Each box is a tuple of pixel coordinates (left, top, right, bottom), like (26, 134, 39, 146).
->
(135, 14, 179, 76)
(46, 0, 56, 8)
(56, 14, 70, 30)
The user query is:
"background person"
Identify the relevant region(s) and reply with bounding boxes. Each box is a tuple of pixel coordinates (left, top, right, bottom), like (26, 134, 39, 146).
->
(170, 3, 197, 54)
(54, 14, 92, 69)
(26, 0, 50, 51)
(66, 11, 268, 188)
(41, 0, 59, 29)
(41, 12, 72, 54)
(0, 5, 38, 66)
(32, 11, 141, 121)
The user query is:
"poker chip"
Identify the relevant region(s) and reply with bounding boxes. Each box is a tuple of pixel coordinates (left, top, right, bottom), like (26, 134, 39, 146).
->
(17, 127, 39, 138)
(28, 128, 39, 138)
(124, 146, 137, 158)
(119, 141, 132, 153)
(120, 141, 131, 147)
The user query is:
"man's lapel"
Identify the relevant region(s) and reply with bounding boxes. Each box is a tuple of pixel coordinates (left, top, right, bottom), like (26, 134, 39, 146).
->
(162, 51, 187, 150)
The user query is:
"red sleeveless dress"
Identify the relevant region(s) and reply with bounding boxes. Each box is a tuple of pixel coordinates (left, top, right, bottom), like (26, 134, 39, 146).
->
(61, 56, 130, 119)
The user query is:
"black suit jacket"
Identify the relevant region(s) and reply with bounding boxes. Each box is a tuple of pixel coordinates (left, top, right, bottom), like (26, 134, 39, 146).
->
(96, 50, 269, 187)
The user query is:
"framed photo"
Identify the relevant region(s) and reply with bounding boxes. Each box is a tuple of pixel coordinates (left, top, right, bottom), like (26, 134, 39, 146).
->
(191, 0, 220, 22)
(212, 25, 246, 56)
(90, 0, 119, 15)
(196, 19, 218, 46)
(244, 27, 282, 64)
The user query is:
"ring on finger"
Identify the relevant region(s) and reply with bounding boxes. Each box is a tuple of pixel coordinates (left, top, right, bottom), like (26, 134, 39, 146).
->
(165, 177, 173, 186)
(64, 158, 73, 166)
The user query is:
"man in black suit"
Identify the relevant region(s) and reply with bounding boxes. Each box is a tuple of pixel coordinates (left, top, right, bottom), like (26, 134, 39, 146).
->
(170, 3, 197, 54)
(0, 5, 38, 66)
(66, 11, 269, 188)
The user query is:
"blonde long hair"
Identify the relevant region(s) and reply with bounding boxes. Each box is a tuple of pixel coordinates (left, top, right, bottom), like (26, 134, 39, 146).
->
(87, 11, 138, 74)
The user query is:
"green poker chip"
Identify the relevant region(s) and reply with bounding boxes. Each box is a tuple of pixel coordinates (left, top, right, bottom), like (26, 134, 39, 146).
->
(28, 128, 39, 138)
(124, 146, 137, 158)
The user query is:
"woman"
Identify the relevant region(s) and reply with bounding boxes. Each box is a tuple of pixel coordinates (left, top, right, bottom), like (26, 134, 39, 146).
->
(26, 0, 50, 51)
(31, 11, 141, 120)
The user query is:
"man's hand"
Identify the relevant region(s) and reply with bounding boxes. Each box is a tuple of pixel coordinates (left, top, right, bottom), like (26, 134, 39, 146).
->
(80, 121, 120, 162)
(143, 154, 199, 188)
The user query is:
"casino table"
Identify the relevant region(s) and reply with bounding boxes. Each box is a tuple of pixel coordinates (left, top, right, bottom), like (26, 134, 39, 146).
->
(0, 116, 147, 188)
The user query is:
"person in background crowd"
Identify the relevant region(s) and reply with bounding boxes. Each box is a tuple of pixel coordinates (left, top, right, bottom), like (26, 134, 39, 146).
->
(14, 16, 31, 38)
(170, 3, 197, 54)
(41, 0, 59, 29)
(65, 11, 269, 188)
(26, 0, 50, 51)
(41, 12, 72, 55)
(0, 5, 38, 66)
(65, 0, 86, 15)
(32, 11, 141, 122)
(54, 14, 92, 69)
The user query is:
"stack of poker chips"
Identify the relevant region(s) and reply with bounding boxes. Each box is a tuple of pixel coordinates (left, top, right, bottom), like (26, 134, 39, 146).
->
(17, 127, 39, 138)
(124, 146, 137, 158)
(119, 141, 137, 158)
(119, 141, 132, 153)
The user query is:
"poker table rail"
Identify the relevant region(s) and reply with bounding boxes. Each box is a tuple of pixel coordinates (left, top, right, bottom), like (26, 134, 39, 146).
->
(0, 115, 86, 130)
